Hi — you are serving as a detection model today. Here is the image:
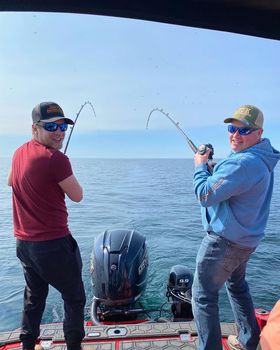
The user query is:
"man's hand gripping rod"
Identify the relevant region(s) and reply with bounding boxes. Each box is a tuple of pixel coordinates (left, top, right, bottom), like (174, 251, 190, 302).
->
(146, 108, 214, 159)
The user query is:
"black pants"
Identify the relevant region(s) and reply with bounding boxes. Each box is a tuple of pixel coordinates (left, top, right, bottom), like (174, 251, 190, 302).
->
(16, 236, 86, 350)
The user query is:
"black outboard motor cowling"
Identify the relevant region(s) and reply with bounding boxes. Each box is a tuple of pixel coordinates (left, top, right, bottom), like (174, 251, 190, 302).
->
(167, 265, 194, 320)
(90, 229, 148, 308)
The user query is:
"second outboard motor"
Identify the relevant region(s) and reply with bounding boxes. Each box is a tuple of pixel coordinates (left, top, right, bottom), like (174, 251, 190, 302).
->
(166, 265, 194, 320)
(90, 229, 148, 323)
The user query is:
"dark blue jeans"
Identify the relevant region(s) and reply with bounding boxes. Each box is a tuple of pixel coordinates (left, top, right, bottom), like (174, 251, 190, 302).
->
(192, 233, 260, 350)
(16, 235, 86, 350)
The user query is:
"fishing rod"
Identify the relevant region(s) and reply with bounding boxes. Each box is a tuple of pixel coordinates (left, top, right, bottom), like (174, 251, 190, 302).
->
(146, 108, 198, 153)
(146, 108, 214, 158)
(64, 101, 96, 154)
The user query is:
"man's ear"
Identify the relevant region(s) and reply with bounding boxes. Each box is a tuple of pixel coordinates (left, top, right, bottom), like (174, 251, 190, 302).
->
(32, 123, 38, 136)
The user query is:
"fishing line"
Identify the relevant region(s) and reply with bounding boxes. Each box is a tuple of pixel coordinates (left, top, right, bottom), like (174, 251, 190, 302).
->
(64, 101, 96, 154)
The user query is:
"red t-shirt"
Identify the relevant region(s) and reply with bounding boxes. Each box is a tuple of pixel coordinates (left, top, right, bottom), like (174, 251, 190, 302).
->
(11, 139, 73, 241)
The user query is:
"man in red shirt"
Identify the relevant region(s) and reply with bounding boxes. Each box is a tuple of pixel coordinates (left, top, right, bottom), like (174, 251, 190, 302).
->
(8, 102, 86, 350)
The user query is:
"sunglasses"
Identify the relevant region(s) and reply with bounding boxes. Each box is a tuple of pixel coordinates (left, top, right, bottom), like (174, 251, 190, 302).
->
(38, 122, 68, 132)
(228, 124, 258, 136)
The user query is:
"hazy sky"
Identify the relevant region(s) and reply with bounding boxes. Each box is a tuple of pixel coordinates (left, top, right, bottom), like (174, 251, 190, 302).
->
(1, 11, 280, 159)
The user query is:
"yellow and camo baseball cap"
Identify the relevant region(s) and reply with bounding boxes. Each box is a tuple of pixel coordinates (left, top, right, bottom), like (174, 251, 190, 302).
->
(224, 105, 263, 128)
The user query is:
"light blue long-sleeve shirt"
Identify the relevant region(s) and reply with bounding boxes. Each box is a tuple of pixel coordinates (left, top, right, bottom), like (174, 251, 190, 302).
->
(193, 138, 280, 247)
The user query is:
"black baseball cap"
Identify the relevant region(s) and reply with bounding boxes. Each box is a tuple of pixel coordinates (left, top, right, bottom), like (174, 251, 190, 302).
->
(32, 102, 74, 125)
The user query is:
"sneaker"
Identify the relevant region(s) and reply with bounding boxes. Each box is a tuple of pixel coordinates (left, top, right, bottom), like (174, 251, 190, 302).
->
(35, 345, 44, 350)
(227, 335, 246, 350)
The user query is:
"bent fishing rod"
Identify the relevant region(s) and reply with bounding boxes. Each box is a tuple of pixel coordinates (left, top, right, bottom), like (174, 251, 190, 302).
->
(146, 108, 214, 159)
(64, 101, 96, 154)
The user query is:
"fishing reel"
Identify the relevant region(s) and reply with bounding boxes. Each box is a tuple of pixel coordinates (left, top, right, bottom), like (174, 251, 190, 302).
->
(197, 144, 214, 160)
(197, 144, 215, 173)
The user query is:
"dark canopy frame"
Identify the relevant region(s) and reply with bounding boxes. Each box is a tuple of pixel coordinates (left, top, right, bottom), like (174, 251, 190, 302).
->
(0, 0, 280, 40)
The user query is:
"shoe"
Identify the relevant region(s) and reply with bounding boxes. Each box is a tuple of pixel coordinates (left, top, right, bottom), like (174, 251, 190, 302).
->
(227, 335, 246, 350)
(35, 345, 44, 350)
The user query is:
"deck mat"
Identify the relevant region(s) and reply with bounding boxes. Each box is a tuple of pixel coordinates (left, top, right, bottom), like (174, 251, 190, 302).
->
(0, 321, 237, 349)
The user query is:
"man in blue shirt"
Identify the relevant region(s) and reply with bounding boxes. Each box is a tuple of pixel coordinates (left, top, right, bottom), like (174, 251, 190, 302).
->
(192, 105, 280, 350)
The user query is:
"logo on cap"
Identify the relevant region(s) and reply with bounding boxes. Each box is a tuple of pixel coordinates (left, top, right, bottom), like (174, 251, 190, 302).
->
(46, 105, 64, 116)
(235, 106, 252, 117)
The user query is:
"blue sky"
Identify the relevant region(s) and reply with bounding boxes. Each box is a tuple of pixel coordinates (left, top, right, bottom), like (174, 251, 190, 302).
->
(0, 11, 280, 159)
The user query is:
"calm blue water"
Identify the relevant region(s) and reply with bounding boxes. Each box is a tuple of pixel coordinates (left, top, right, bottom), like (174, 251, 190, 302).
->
(1, 158, 280, 332)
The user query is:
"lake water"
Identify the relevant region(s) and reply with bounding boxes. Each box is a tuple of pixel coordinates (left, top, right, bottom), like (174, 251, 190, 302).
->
(1, 158, 280, 331)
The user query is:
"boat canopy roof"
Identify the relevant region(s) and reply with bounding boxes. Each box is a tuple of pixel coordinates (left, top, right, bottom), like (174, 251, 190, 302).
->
(0, 0, 280, 40)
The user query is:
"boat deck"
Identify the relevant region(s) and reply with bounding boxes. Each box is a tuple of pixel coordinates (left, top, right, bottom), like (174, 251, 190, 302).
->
(0, 320, 237, 350)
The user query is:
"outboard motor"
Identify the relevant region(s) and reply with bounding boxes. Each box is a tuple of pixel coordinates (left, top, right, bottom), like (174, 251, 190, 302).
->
(166, 265, 194, 320)
(90, 229, 148, 323)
